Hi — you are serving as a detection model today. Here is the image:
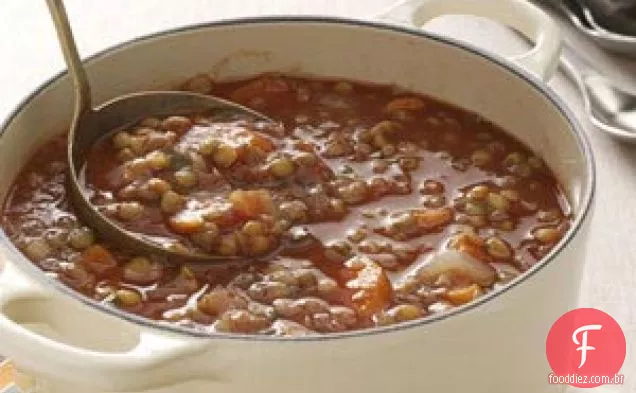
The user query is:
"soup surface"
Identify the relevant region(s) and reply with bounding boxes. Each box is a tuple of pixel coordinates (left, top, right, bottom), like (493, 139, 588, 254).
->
(1, 74, 571, 336)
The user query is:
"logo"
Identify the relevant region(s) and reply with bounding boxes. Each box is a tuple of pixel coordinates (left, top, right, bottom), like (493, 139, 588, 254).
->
(546, 308, 626, 388)
(572, 324, 602, 368)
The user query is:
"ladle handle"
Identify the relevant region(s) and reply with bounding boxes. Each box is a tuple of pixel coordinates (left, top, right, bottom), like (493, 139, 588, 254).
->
(45, 0, 92, 114)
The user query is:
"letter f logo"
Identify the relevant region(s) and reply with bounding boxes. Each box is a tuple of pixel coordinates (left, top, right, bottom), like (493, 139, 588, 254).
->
(572, 324, 602, 368)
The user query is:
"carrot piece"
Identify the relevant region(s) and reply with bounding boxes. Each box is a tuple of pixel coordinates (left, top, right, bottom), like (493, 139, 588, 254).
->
(81, 244, 117, 274)
(229, 77, 290, 104)
(248, 131, 275, 152)
(413, 207, 453, 230)
(445, 284, 484, 305)
(229, 189, 274, 218)
(449, 232, 490, 262)
(345, 256, 392, 318)
(385, 97, 425, 113)
(169, 211, 205, 234)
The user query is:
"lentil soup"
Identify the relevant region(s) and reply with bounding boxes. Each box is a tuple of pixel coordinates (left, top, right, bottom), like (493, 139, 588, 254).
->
(0, 74, 571, 336)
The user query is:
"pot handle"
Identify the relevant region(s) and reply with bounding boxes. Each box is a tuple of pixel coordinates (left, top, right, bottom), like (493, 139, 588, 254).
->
(0, 260, 208, 392)
(375, 0, 562, 81)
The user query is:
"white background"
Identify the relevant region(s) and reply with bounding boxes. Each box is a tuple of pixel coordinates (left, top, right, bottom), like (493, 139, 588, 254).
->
(1, 1, 635, 392)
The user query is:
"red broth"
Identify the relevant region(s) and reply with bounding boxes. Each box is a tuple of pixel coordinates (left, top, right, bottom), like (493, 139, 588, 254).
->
(1, 74, 571, 336)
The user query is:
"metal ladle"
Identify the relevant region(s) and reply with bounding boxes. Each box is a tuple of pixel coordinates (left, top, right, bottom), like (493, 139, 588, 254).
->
(46, 0, 272, 262)
(560, 43, 636, 143)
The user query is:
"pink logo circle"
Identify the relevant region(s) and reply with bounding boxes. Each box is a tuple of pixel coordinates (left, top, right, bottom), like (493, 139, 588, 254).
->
(546, 308, 626, 388)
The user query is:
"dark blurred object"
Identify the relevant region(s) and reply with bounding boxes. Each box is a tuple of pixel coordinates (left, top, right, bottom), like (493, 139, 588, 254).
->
(541, 0, 636, 56)
(579, 0, 636, 36)
(558, 0, 596, 29)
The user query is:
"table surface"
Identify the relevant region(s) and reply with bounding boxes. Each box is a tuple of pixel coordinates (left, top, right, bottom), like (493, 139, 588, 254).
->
(0, 1, 635, 392)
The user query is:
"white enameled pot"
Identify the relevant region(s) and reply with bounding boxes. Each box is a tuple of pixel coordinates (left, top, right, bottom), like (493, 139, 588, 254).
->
(0, 0, 595, 392)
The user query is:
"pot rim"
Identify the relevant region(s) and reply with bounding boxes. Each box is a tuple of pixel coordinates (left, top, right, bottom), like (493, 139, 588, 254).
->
(0, 15, 595, 341)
